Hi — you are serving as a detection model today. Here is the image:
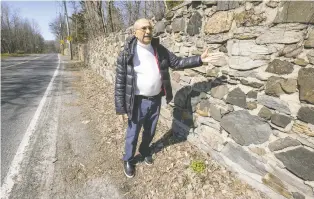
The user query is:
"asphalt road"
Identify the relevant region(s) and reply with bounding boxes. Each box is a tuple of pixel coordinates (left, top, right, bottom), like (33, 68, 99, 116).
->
(1, 54, 120, 198)
(1, 54, 59, 184)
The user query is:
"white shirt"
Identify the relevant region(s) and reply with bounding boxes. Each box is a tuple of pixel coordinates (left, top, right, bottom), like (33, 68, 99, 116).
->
(133, 41, 162, 96)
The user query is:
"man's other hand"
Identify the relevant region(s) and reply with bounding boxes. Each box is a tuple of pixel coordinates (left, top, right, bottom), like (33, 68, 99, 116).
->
(201, 48, 224, 64)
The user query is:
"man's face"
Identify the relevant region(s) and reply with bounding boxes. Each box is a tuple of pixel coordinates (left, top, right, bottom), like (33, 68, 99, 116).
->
(134, 20, 153, 45)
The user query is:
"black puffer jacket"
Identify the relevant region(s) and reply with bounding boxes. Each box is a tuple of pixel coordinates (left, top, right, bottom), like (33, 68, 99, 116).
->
(115, 36, 203, 119)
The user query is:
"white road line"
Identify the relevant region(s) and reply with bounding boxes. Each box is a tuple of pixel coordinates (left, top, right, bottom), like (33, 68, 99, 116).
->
(1, 54, 61, 199)
(2, 55, 47, 69)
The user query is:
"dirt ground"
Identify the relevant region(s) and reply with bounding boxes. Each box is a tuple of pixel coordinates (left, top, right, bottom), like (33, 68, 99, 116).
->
(66, 61, 268, 199)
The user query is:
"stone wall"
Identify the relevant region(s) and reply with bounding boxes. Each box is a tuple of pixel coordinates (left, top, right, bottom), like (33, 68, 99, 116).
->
(80, 1, 314, 198)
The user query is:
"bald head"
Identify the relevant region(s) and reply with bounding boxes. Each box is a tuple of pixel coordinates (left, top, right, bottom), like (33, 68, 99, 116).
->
(133, 18, 153, 45)
(133, 18, 152, 30)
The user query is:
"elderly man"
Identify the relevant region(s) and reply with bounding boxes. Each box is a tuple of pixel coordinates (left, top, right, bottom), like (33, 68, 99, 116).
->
(115, 18, 223, 178)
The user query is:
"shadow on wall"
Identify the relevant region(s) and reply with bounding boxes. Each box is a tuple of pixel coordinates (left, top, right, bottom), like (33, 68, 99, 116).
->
(151, 75, 228, 155)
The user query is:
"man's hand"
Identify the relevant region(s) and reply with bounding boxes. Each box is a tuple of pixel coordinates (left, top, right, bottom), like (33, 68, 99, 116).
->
(119, 114, 128, 122)
(201, 48, 224, 64)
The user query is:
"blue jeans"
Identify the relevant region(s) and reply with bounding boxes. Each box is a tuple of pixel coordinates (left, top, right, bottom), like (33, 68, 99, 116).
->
(123, 95, 161, 161)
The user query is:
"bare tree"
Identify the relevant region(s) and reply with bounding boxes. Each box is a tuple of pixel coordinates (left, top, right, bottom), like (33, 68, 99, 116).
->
(1, 3, 45, 54)
(81, 1, 106, 38)
(118, 1, 165, 28)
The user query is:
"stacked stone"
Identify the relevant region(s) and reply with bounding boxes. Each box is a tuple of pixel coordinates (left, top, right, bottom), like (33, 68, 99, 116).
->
(83, 1, 314, 198)
(155, 1, 314, 199)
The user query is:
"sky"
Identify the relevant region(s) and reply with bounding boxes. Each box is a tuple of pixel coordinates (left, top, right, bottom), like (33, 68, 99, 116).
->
(3, 1, 74, 41)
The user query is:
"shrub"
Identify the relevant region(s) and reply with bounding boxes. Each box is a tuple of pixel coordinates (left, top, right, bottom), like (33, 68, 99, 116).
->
(190, 160, 206, 174)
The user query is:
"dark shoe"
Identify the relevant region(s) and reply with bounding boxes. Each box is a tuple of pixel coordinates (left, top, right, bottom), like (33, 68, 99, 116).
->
(144, 155, 153, 165)
(123, 161, 135, 178)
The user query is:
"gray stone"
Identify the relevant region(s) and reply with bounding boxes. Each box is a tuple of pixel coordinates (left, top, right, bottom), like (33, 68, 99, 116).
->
(221, 142, 267, 175)
(205, 33, 231, 43)
(256, 29, 304, 44)
(249, 147, 266, 156)
(165, 11, 174, 20)
(191, 49, 202, 56)
(274, 1, 314, 23)
(206, 68, 219, 77)
(209, 103, 233, 122)
(305, 28, 314, 48)
(155, 12, 163, 21)
(184, 69, 199, 77)
(174, 7, 185, 18)
(272, 166, 314, 197)
(166, 25, 172, 33)
(249, 54, 271, 60)
(258, 107, 272, 120)
(195, 40, 204, 49)
(204, 7, 216, 17)
(180, 75, 191, 84)
(262, 173, 292, 199)
(285, 47, 303, 58)
(221, 110, 272, 145)
(234, 26, 268, 40)
(219, 45, 227, 53)
(274, 23, 308, 31)
(172, 18, 185, 33)
(240, 79, 264, 88)
(275, 147, 314, 181)
(247, 90, 257, 99)
(211, 56, 227, 67)
(250, 0, 262, 6)
(266, 0, 279, 8)
(257, 95, 291, 115)
(202, 0, 217, 6)
(172, 72, 181, 83)
(196, 100, 210, 117)
(211, 85, 228, 99)
(292, 192, 305, 199)
(234, 9, 265, 27)
(217, 1, 241, 11)
(293, 58, 308, 67)
(228, 69, 255, 78)
(191, 65, 209, 74)
(297, 106, 314, 125)
(266, 59, 294, 75)
(195, 125, 227, 151)
(205, 11, 234, 34)
(307, 50, 314, 65)
(229, 40, 271, 56)
(226, 87, 246, 108)
(164, 21, 171, 26)
(265, 76, 285, 97)
(281, 44, 303, 58)
(291, 121, 314, 137)
(298, 68, 314, 104)
(187, 11, 202, 36)
(247, 102, 257, 110)
(154, 21, 165, 35)
(210, 104, 222, 122)
(229, 56, 268, 71)
(196, 116, 221, 131)
(269, 137, 301, 152)
(281, 78, 297, 94)
(184, 41, 193, 47)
